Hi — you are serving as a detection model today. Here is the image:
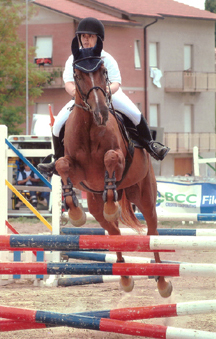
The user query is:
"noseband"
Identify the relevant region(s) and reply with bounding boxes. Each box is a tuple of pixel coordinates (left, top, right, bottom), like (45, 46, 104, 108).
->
(73, 57, 111, 112)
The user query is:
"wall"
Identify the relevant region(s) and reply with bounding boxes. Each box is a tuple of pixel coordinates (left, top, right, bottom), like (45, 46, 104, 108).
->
(18, 6, 146, 122)
(147, 17, 215, 176)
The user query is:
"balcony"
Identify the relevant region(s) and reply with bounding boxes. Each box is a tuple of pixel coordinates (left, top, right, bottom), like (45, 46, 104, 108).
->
(164, 132, 216, 153)
(38, 66, 65, 88)
(164, 71, 216, 92)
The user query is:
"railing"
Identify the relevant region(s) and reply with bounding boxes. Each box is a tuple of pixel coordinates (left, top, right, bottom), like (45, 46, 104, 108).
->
(164, 132, 216, 153)
(38, 66, 65, 88)
(164, 71, 216, 92)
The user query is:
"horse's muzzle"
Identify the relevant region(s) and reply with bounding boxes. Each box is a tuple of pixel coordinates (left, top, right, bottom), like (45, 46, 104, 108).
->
(93, 107, 109, 126)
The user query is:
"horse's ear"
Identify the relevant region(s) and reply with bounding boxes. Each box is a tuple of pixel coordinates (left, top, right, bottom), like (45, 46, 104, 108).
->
(93, 36, 103, 57)
(71, 36, 80, 60)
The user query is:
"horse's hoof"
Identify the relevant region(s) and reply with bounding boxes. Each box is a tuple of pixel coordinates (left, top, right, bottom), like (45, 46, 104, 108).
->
(119, 276, 134, 293)
(157, 280, 173, 298)
(103, 203, 120, 222)
(68, 205, 86, 227)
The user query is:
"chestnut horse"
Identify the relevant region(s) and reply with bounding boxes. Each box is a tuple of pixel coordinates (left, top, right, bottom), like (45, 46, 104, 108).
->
(56, 37, 172, 297)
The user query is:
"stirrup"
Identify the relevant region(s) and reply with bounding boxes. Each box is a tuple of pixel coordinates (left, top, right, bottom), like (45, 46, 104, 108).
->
(148, 141, 170, 161)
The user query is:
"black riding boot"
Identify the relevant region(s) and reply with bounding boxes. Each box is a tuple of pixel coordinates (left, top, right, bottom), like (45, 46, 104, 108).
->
(136, 115, 170, 161)
(37, 135, 64, 175)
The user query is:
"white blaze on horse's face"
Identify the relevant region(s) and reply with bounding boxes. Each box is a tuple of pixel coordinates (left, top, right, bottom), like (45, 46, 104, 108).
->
(89, 72, 98, 104)
(89, 72, 104, 126)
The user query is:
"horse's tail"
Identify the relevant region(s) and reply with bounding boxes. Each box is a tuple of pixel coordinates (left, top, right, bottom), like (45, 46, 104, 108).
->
(119, 190, 144, 233)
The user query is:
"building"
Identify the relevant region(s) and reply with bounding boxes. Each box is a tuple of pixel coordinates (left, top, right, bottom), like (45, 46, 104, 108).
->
(18, 0, 216, 176)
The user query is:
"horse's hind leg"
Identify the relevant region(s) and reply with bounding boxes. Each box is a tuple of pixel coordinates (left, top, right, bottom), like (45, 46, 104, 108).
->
(55, 156, 86, 226)
(87, 192, 134, 292)
(133, 172, 173, 298)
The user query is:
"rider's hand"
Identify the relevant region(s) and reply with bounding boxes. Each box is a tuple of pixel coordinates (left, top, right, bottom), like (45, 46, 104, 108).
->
(71, 88, 76, 99)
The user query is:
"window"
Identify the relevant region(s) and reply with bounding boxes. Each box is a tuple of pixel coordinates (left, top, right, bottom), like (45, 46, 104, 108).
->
(35, 103, 53, 115)
(149, 42, 158, 68)
(35, 36, 53, 65)
(149, 104, 158, 127)
(184, 104, 193, 133)
(134, 40, 141, 69)
(184, 45, 192, 71)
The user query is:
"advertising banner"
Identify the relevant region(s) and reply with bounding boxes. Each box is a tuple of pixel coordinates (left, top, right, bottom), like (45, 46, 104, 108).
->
(156, 179, 216, 215)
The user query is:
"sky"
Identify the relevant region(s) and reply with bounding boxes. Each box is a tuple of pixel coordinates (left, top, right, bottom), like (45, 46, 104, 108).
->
(174, 0, 205, 10)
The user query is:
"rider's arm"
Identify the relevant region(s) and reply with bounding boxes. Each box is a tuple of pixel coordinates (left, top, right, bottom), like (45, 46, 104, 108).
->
(63, 55, 76, 98)
(109, 82, 120, 95)
(30, 176, 40, 183)
(65, 81, 76, 98)
(102, 51, 121, 95)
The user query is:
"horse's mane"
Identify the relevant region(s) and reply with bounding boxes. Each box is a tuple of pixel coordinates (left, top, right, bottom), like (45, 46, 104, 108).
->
(119, 190, 145, 234)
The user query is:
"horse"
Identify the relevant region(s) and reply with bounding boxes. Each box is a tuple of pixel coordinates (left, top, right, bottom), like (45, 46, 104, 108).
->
(56, 36, 172, 297)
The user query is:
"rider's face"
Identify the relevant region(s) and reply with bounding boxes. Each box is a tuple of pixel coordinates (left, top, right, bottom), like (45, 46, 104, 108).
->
(80, 34, 97, 48)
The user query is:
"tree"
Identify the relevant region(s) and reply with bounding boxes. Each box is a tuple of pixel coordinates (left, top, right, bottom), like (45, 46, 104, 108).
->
(205, 0, 216, 12)
(0, 0, 48, 134)
(205, 0, 216, 46)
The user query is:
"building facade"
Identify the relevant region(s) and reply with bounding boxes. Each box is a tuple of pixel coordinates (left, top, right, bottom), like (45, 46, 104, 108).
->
(18, 0, 216, 176)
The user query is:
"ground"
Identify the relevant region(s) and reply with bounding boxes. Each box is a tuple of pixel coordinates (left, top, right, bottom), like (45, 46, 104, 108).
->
(0, 218, 216, 338)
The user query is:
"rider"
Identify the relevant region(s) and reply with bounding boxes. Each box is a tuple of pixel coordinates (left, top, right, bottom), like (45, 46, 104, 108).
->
(38, 17, 169, 174)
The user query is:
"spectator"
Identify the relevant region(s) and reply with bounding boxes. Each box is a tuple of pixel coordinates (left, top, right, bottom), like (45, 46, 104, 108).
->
(15, 162, 47, 209)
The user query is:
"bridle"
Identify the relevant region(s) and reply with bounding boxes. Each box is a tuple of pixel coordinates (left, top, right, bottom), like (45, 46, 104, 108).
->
(73, 57, 112, 112)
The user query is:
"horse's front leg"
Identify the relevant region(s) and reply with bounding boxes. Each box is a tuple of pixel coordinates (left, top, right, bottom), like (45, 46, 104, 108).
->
(55, 156, 86, 226)
(103, 149, 125, 222)
(87, 192, 134, 292)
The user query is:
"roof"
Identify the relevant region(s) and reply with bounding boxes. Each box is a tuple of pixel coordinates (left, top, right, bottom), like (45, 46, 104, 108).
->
(33, 0, 138, 25)
(91, 0, 216, 20)
(34, 0, 216, 21)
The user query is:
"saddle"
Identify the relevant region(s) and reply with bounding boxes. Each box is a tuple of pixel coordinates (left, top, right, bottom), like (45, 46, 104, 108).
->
(109, 109, 143, 149)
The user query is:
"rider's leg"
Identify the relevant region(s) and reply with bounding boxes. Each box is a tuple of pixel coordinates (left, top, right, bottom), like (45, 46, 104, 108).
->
(37, 134, 64, 173)
(111, 88, 170, 161)
(37, 100, 74, 174)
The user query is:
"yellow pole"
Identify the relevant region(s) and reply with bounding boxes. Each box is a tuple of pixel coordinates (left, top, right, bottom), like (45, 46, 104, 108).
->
(6, 180, 52, 232)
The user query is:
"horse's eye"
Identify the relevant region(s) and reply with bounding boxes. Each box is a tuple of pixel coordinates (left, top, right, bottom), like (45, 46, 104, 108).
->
(103, 69, 108, 78)
(74, 72, 82, 80)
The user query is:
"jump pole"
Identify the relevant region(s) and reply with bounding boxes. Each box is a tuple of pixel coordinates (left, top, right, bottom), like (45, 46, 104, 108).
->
(57, 275, 147, 287)
(136, 212, 216, 222)
(1, 299, 216, 334)
(0, 126, 8, 236)
(0, 319, 48, 332)
(61, 227, 216, 236)
(0, 262, 215, 277)
(0, 305, 215, 338)
(1, 234, 216, 251)
(0, 126, 9, 283)
(62, 211, 216, 222)
(61, 251, 181, 264)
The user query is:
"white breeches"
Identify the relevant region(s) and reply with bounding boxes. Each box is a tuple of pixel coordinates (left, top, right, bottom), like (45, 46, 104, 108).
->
(53, 88, 142, 137)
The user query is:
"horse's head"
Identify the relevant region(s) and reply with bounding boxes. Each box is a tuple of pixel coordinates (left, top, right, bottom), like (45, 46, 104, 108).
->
(72, 36, 111, 126)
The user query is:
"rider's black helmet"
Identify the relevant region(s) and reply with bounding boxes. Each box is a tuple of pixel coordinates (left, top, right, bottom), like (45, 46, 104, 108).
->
(76, 17, 105, 41)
